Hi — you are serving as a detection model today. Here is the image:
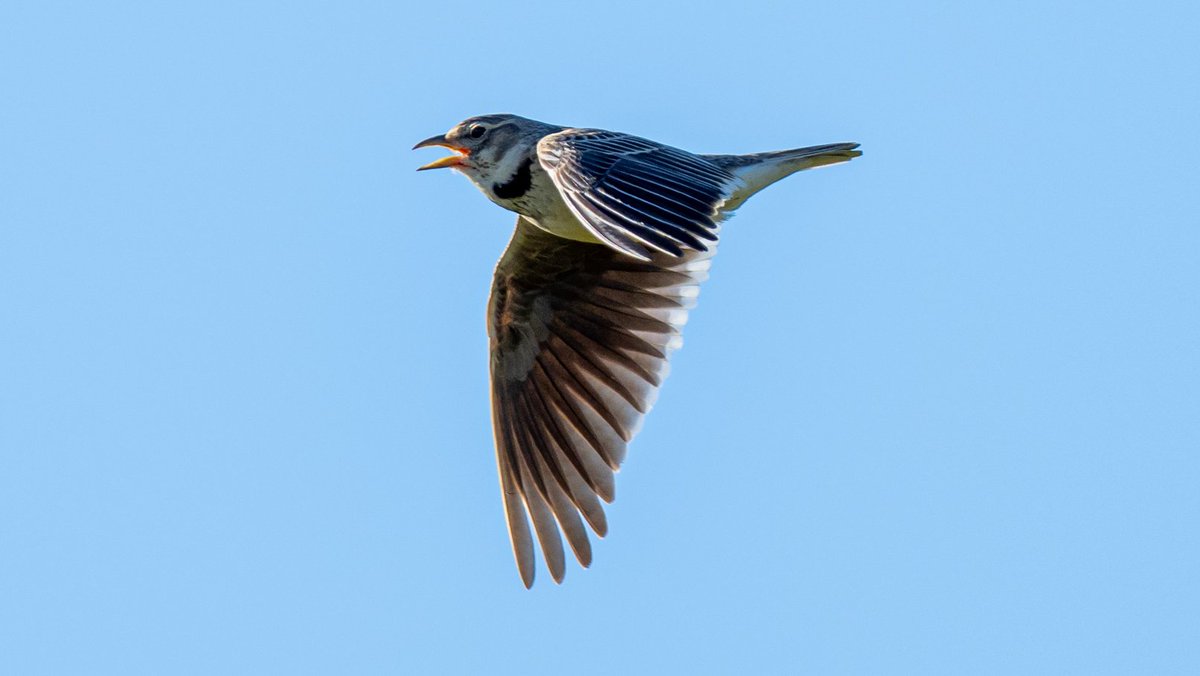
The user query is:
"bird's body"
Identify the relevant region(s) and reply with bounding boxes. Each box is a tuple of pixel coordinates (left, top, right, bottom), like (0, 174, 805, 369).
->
(415, 114, 860, 587)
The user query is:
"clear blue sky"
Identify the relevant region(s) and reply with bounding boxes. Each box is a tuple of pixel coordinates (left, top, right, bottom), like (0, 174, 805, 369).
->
(2, 2, 1197, 674)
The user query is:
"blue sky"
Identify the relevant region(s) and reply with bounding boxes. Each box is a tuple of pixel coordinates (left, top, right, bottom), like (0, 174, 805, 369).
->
(2, 1, 1198, 673)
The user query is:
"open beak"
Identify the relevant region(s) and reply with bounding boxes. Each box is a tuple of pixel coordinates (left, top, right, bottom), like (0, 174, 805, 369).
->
(413, 134, 469, 171)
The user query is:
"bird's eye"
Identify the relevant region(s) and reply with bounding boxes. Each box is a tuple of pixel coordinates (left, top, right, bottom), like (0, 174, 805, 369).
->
(469, 125, 487, 139)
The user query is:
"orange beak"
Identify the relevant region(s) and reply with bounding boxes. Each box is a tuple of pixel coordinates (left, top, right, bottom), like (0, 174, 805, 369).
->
(413, 134, 469, 171)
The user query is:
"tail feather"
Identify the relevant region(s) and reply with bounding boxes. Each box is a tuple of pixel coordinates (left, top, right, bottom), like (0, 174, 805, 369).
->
(706, 142, 861, 211)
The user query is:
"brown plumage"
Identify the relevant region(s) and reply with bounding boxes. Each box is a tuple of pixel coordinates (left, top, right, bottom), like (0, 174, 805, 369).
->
(488, 218, 710, 587)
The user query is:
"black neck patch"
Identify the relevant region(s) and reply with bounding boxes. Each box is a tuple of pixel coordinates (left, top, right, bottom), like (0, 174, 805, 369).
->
(492, 157, 533, 200)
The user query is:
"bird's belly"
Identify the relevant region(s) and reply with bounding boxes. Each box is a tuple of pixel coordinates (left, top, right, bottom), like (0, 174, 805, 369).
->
(510, 173, 603, 245)
(526, 204, 603, 244)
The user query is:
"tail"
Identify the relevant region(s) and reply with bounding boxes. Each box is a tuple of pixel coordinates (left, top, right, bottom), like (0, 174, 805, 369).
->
(705, 142, 861, 211)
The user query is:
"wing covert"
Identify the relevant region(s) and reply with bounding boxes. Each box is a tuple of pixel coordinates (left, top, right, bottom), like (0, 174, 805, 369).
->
(538, 129, 741, 260)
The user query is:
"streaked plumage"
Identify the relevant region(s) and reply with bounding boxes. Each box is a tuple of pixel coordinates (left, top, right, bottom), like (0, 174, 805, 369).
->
(538, 129, 733, 258)
(415, 114, 860, 586)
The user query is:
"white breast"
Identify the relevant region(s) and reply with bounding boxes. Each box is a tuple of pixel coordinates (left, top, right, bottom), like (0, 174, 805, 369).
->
(513, 163, 605, 245)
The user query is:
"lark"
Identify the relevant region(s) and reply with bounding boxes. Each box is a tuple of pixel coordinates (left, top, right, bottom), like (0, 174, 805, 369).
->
(415, 114, 860, 587)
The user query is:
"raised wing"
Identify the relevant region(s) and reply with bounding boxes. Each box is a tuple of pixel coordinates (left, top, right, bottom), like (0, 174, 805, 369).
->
(489, 217, 715, 586)
(537, 129, 742, 260)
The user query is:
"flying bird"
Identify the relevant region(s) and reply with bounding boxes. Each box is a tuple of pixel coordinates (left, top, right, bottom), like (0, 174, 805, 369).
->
(414, 114, 860, 587)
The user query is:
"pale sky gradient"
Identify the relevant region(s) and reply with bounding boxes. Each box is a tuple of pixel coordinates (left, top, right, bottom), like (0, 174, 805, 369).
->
(2, 2, 1198, 674)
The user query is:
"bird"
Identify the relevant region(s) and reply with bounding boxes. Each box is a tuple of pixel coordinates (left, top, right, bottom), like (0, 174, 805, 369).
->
(414, 114, 860, 587)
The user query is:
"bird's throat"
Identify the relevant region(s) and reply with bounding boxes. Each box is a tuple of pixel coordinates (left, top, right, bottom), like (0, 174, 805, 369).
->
(492, 157, 533, 200)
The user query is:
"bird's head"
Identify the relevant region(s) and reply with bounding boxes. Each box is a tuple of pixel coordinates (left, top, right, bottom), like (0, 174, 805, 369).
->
(413, 114, 560, 192)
